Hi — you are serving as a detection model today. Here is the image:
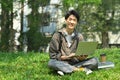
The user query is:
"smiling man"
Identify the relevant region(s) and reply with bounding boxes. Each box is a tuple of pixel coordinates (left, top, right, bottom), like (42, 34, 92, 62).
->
(48, 10, 98, 75)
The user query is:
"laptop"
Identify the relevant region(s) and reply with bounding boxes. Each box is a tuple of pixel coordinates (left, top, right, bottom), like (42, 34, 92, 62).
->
(75, 41, 98, 56)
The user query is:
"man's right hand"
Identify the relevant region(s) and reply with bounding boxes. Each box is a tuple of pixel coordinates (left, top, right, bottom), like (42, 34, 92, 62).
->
(60, 53, 75, 60)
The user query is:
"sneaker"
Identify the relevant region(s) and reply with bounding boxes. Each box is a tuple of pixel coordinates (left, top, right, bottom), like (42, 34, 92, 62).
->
(84, 68, 93, 75)
(79, 67, 85, 71)
(78, 67, 93, 75)
(57, 71, 64, 76)
(74, 67, 85, 72)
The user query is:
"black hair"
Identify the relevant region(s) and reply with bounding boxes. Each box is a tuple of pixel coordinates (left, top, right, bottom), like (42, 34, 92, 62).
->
(65, 10, 80, 22)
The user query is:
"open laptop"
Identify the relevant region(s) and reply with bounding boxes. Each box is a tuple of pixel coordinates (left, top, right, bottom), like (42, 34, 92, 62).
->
(75, 41, 98, 56)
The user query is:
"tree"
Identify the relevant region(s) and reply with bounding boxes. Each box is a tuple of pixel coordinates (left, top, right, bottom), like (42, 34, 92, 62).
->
(19, 0, 25, 51)
(0, 0, 14, 52)
(0, 0, 28, 52)
(62, 0, 120, 48)
(91, 0, 120, 48)
(26, 0, 50, 51)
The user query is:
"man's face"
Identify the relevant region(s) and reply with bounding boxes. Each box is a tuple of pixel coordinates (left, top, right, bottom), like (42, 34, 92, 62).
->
(65, 15, 78, 30)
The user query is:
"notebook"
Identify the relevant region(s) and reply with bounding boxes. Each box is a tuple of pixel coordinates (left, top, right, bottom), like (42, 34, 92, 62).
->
(98, 61, 115, 69)
(75, 42, 98, 56)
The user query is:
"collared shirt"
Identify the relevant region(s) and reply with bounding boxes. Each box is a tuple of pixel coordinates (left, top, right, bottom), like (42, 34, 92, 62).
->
(64, 30, 75, 47)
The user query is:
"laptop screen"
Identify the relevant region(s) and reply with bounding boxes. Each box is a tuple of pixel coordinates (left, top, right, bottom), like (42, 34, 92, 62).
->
(75, 42, 98, 55)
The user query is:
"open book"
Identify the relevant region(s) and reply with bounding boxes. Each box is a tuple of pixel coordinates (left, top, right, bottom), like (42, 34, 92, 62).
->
(98, 61, 115, 69)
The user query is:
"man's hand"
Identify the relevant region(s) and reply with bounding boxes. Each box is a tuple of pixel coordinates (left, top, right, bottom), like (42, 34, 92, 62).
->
(60, 53, 75, 60)
(68, 53, 75, 58)
(75, 55, 88, 61)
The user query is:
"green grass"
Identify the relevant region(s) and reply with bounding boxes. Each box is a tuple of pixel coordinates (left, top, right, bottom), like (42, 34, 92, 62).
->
(0, 48, 120, 80)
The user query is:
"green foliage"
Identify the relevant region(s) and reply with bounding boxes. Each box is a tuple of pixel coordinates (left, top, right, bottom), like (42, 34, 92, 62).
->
(26, 12, 51, 51)
(0, 0, 14, 52)
(27, 30, 51, 52)
(25, 0, 50, 52)
(62, 0, 120, 48)
(1, 0, 13, 10)
(28, 0, 49, 8)
(62, 0, 120, 32)
(62, 0, 101, 11)
(0, 48, 120, 79)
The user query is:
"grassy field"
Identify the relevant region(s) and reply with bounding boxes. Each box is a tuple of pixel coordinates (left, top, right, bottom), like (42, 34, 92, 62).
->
(0, 48, 120, 80)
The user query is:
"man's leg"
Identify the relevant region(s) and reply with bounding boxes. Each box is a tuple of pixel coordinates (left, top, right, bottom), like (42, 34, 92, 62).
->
(73, 57, 98, 70)
(48, 59, 75, 73)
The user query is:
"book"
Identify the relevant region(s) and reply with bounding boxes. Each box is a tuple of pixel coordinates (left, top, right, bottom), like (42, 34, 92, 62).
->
(98, 61, 115, 69)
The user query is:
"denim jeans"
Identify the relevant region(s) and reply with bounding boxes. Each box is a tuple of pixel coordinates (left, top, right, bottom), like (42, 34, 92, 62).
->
(48, 57, 98, 73)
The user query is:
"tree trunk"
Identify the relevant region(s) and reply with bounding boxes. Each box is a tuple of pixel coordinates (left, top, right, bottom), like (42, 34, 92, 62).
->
(9, 0, 16, 52)
(19, 0, 25, 52)
(0, 0, 10, 52)
(27, 1, 40, 51)
(0, 0, 15, 52)
(101, 31, 109, 48)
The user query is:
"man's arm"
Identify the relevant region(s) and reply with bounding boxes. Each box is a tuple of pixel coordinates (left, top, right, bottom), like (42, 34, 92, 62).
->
(49, 33, 62, 60)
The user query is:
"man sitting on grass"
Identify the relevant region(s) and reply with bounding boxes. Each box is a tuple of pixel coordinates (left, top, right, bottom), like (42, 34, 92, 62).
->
(48, 10, 98, 75)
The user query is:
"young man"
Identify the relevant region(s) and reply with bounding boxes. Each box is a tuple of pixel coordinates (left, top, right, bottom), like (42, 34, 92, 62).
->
(48, 10, 98, 75)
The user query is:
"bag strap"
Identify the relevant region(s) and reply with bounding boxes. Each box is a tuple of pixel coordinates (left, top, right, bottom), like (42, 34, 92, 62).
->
(58, 32, 62, 51)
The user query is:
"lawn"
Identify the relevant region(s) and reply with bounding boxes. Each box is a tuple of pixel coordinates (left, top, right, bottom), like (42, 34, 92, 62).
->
(0, 48, 120, 80)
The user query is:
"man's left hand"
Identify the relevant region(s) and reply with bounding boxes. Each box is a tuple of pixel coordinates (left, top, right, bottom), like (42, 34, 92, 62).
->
(75, 55, 88, 61)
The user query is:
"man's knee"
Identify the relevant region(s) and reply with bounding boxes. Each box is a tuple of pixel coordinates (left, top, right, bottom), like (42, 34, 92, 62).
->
(88, 57, 98, 70)
(91, 58, 98, 65)
(48, 59, 74, 73)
